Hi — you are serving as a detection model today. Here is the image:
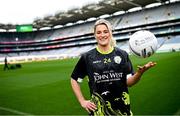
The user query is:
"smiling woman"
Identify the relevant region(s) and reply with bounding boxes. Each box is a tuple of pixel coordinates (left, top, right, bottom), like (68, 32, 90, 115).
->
(70, 19, 156, 115)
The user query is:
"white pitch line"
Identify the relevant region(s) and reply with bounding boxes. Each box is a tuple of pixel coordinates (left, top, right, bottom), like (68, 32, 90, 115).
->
(0, 106, 33, 115)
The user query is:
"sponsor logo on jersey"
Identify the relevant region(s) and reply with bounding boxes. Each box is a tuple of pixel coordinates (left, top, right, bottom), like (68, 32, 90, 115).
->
(93, 71, 123, 83)
(114, 56, 121, 64)
(93, 60, 102, 64)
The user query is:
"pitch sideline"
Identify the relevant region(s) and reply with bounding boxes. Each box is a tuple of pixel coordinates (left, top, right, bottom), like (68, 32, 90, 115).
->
(0, 106, 33, 115)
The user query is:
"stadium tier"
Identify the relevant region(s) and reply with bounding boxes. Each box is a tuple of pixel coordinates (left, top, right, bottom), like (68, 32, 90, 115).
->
(0, 1, 180, 115)
(0, 1, 180, 64)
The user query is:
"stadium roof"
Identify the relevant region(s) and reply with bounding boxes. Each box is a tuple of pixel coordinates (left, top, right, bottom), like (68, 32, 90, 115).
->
(0, 0, 171, 31)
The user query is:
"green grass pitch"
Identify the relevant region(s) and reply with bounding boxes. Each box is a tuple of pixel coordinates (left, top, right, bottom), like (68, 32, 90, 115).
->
(0, 52, 179, 115)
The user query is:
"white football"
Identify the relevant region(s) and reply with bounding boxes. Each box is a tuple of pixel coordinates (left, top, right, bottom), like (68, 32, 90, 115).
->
(129, 30, 158, 58)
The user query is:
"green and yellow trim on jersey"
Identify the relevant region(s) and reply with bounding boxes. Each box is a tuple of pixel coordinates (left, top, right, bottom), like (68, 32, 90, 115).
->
(91, 92, 133, 116)
(96, 46, 114, 54)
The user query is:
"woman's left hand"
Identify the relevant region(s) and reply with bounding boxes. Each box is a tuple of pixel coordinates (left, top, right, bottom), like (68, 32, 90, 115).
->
(137, 61, 156, 74)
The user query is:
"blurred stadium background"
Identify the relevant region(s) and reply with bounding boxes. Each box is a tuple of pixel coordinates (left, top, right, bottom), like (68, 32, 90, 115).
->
(0, 0, 180, 115)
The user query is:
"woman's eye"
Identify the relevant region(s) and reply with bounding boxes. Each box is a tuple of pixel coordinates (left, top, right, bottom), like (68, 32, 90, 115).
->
(104, 30, 109, 33)
(97, 31, 101, 34)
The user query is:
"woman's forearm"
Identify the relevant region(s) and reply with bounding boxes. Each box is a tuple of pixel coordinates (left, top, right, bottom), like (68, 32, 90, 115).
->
(71, 78, 85, 105)
(127, 71, 142, 87)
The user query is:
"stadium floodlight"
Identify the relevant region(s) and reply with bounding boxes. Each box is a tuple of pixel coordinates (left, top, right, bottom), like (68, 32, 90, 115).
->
(0, 29, 6, 32)
(66, 23, 73, 26)
(76, 20, 84, 24)
(99, 14, 110, 19)
(54, 25, 63, 29)
(9, 29, 16, 32)
(128, 7, 142, 12)
(145, 3, 161, 8)
(170, 0, 180, 3)
(39, 27, 51, 30)
(33, 28, 37, 31)
(87, 17, 96, 22)
(113, 11, 125, 16)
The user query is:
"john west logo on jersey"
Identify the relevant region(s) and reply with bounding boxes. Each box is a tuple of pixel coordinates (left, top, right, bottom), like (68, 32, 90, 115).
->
(93, 70, 123, 83)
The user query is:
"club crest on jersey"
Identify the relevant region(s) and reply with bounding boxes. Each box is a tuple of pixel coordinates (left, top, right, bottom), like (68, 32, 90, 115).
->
(114, 56, 121, 64)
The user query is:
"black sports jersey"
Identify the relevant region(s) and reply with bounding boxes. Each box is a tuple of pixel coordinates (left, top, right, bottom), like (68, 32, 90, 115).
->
(71, 47, 134, 115)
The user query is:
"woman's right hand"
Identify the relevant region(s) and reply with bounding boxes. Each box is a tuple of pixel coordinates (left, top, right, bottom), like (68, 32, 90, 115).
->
(80, 100, 96, 113)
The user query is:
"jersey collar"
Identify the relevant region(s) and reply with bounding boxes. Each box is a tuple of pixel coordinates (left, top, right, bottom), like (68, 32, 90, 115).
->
(96, 46, 114, 54)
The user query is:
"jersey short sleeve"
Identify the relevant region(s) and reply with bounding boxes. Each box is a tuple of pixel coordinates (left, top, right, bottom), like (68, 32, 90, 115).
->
(71, 55, 87, 81)
(126, 53, 134, 75)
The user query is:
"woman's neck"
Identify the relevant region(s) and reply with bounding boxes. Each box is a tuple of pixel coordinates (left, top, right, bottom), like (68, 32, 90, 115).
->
(97, 45, 113, 54)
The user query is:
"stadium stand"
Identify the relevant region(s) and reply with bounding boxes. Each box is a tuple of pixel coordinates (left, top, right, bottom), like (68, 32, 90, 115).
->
(0, 0, 180, 64)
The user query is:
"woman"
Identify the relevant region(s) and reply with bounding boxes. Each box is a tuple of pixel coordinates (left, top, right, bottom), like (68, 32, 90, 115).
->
(71, 19, 156, 115)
